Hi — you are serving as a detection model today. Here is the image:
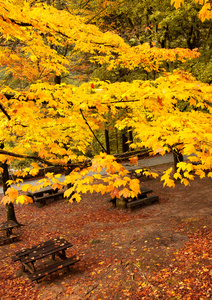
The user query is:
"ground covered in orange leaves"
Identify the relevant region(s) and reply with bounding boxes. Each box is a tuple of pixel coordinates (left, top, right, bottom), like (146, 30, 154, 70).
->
(0, 163, 211, 300)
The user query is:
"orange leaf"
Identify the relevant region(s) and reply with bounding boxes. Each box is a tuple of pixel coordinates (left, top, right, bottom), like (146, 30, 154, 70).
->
(129, 156, 138, 165)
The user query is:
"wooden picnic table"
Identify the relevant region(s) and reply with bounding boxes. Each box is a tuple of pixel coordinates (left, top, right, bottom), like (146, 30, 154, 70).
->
(126, 186, 159, 209)
(0, 220, 18, 236)
(12, 237, 79, 282)
(0, 220, 19, 244)
(27, 187, 64, 204)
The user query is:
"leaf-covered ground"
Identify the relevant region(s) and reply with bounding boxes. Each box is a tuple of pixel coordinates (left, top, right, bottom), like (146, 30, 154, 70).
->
(0, 163, 211, 299)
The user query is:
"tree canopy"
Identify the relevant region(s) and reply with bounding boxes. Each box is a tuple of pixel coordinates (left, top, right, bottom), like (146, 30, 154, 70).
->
(0, 0, 212, 206)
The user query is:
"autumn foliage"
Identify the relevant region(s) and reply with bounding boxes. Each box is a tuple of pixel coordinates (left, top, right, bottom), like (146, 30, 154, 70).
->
(0, 0, 212, 205)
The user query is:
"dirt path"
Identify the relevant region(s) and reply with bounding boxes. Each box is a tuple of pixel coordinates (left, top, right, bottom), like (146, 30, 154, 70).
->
(0, 163, 211, 299)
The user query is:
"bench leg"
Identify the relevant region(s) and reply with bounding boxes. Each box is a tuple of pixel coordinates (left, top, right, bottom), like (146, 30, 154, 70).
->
(22, 262, 36, 273)
(56, 250, 67, 260)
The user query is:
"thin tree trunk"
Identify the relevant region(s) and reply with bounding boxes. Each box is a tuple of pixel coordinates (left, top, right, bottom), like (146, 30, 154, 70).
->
(104, 129, 110, 154)
(173, 151, 184, 172)
(115, 128, 119, 153)
(122, 132, 129, 153)
(128, 128, 133, 150)
(1, 161, 18, 223)
(64, 161, 76, 201)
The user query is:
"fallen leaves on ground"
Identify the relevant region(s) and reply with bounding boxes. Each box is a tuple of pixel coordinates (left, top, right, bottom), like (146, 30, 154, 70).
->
(0, 173, 211, 300)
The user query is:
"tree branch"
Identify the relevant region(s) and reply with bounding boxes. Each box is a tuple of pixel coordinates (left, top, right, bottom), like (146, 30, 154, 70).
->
(0, 103, 11, 120)
(0, 149, 54, 166)
(80, 109, 107, 153)
(0, 149, 92, 169)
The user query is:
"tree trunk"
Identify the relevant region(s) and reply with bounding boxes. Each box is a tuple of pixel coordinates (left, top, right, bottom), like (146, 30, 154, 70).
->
(64, 161, 76, 200)
(128, 128, 133, 151)
(122, 132, 129, 153)
(104, 129, 110, 154)
(0, 161, 18, 223)
(173, 150, 184, 172)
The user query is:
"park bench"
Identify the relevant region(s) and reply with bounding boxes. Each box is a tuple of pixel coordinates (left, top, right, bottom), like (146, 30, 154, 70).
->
(0, 220, 20, 244)
(12, 236, 79, 283)
(27, 188, 64, 205)
(109, 186, 159, 210)
(28, 255, 79, 282)
(127, 194, 159, 210)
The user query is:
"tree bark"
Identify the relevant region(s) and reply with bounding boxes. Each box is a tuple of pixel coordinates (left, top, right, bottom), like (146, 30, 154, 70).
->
(104, 129, 110, 154)
(0, 161, 19, 223)
(122, 132, 129, 153)
(173, 150, 184, 172)
(128, 128, 133, 150)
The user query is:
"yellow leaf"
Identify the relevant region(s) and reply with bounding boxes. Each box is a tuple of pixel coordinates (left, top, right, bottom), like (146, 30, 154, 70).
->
(181, 178, 190, 186)
(21, 184, 33, 192)
(64, 188, 74, 198)
(5, 187, 18, 202)
(93, 174, 102, 179)
(120, 188, 130, 198)
(52, 183, 63, 190)
(6, 180, 14, 186)
(55, 174, 61, 178)
(16, 195, 33, 204)
(171, 0, 184, 9)
(70, 193, 81, 203)
(208, 172, 212, 178)
(1, 196, 11, 205)
(30, 55, 37, 62)
(46, 172, 54, 179)
(29, 168, 39, 176)
(129, 156, 138, 165)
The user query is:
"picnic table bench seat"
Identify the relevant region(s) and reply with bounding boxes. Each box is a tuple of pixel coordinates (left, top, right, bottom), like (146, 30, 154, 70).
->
(12, 238, 59, 261)
(0, 220, 20, 245)
(0, 233, 20, 244)
(28, 255, 79, 282)
(27, 188, 64, 205)
(12, 236, 79, 282)
(34, 190, 64, 204)
(108, 186, 158, 210)
(127, 195, 159, 209)
(12, 237, 71, 262)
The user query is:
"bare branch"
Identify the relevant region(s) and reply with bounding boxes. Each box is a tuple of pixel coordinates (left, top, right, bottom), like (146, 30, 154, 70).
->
(80, 109, 107, 153)
(0, 103, 11, 120)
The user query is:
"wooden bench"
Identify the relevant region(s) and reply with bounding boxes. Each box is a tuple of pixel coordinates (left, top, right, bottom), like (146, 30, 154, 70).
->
(34, 190, 64, 205)
(28, 255, 79, 282)
(0, 234, 20, 244)
(0, 220, 19, 244)
(12, 237, 79, 282)
(27, 188, 65, 205)
(127, 195, 159, 210)
(108, 186, 155, 209)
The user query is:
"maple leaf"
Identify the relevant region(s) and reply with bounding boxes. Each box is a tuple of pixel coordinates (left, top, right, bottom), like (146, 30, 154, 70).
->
(64, 188, 74, 199)
(6, 180, 14, 186)
(52, 183, 63, 190)
(208, 172, 212, 178)
(129, 156, 138, 165)
(16, 195, 33, 204)
(1, 195, 11, 205)
(111, 188, 120, 198)
(4, 187, 18, 203)
(171, 0, 184, 9)
(29, 167, 39, 176)
(21, 184, 33, 192)
(120, 188, 130, 198)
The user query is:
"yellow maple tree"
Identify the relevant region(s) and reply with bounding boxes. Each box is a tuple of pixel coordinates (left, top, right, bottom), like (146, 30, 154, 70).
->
(0, 0, 211, 215)
(171, 0, 212, 21)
